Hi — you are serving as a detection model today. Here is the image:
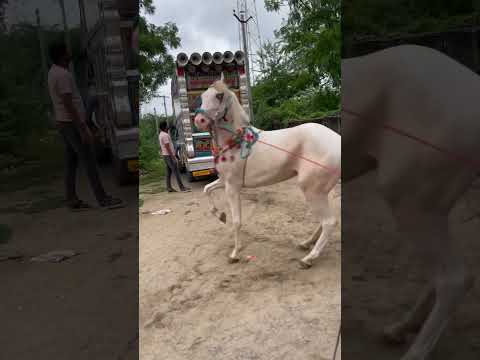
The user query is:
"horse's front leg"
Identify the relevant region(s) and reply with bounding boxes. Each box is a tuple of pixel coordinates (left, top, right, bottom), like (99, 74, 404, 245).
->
(204, 178, 226, 223)
(225, 183, 242, 263)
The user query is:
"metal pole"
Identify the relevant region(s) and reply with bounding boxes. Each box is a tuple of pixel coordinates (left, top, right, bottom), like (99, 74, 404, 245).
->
(58, 0, 75, 75)
(162, 96, 168, 119)
(78, 0, 87, 49)
(157, 95, 169, 118)
(35, 9, 48, 90)
(154, 107, 159, 134)
(234, 8, 255, 123)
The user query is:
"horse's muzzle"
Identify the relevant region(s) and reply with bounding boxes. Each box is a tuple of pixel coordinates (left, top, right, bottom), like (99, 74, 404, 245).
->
(194, 113, 210, 131)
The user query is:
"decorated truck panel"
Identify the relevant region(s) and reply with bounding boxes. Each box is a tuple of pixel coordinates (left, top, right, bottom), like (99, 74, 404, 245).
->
(79, 0, 139, 185)
(171, 50, 250, 181)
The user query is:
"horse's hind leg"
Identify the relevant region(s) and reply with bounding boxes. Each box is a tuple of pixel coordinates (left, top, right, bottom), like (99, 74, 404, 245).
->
(204, 178, 226, 223)
(299, 191, 336, 268)
(383, 206, 474, 360)
(400, 215, 473, 360)
(383, 284, 435, 345)
(297, 224, 322, 250)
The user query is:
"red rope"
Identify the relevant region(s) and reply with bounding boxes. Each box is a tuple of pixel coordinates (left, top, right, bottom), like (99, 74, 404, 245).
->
(215, 127, 341, 175)
(211, 107, 480, 175)
(342, 108, 480, 170)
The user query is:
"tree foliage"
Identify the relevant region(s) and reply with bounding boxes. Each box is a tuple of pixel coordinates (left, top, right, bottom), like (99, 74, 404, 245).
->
(343, 0, 479, 42)
(0, 24, 81, 156)
(139, 0, 180, 103)
(252, 0, 340, 130)
(139, 113, 171, 178)
(265, 0, 340, 86)
(0, 0, 7, 31)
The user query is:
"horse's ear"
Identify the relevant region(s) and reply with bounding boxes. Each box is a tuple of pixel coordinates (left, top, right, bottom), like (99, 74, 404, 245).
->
(220, 72, 225, 82)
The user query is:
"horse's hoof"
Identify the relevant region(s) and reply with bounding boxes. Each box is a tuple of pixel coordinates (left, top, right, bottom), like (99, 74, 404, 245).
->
(219, 212, 227, 223)
(228, 257, 240, 264)
(298, 259, 312, 269)
(297, 243, 311, 251)
(382, 325, 408, 345)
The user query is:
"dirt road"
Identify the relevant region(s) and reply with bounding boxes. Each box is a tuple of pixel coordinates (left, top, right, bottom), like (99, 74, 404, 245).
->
(343, 171, 480, 359)
(0, 165, 138, 360)
(140, 176, 341, 360)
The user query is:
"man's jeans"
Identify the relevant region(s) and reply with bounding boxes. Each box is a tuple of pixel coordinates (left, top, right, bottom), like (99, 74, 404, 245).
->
(163, 155, 185, 190)
(58, 123, 107, 204)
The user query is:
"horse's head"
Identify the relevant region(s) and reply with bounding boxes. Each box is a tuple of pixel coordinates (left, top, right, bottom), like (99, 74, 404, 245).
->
(194, 74, 233, 131)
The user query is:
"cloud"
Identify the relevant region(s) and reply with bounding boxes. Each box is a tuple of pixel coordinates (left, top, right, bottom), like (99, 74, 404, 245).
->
(141, 0, 288, 115)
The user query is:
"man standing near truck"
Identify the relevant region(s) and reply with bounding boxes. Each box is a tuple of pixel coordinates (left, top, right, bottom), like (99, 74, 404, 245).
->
(159, 121, 191, 193)
(48, 42, 123, 210)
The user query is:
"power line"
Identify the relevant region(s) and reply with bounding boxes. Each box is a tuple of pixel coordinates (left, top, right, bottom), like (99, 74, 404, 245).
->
(252, 0, 266, 72)
(237, 0, 242, 49)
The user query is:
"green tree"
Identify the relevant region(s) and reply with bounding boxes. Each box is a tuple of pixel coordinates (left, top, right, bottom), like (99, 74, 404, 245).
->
(265, 0, 340, 87)
(251, 1, 340, 130)
(139, 0, 180, 103)
(342, 0, 478, 43)
(0, 0, 8, 32)
(0, 24, 81, 154)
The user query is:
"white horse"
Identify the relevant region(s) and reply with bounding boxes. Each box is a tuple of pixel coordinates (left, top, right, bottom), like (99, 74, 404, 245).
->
(343, 44, 478, 360)
(193, 77, 341, 268)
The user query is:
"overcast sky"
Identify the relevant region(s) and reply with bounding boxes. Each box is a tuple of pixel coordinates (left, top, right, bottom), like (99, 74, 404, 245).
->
(4, 0, 288, 116)
(142, 0, 289, 116)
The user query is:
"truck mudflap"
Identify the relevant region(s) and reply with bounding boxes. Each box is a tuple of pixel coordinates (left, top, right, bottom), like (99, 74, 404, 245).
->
(111, 127, 139, 185)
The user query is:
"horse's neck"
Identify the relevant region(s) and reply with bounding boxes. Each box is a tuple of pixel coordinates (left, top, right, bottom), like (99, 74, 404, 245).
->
(229, 101, 249, 127)
(215, 101, 263, 147)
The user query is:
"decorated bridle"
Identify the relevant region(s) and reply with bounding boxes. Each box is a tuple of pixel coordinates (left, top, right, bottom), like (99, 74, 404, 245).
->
(194, 86, 260, 163)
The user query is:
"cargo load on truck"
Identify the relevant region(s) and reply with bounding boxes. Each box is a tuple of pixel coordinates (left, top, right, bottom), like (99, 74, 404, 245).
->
(171, 50, 250, 182)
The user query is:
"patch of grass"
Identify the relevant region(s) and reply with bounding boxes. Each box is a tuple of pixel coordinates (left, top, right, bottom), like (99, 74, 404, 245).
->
(0, 224, 12, 244)
(1, 131, 64, 193)
(140, 159, 166, 186)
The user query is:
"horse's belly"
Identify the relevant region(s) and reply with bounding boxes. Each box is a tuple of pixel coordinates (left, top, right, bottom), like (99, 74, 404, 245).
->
(242, 146, 298, 188)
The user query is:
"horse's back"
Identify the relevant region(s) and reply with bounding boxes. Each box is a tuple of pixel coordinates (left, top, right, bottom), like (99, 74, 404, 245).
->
(344, 45, 480, 210)
(296, 122, 341, 161)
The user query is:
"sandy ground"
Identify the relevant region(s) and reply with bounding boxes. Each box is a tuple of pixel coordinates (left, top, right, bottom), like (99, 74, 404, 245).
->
(0, 166, 138, 360)
(342, 171, 480, 359)
(140, 176, 341, 360)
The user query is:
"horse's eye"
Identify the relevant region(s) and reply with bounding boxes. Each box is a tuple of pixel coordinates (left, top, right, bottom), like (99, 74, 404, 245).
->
(216, 93, 224, 103)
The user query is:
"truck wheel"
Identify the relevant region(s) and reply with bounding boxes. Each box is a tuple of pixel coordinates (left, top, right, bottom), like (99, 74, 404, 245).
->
(187, 171, 195, 182)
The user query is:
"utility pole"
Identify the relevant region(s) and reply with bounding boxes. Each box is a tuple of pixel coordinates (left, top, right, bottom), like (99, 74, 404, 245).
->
(58, 0, 75, 75)
(35, 9, 48, 91)
(157, 95, 169, 119)
(153, 107, 159, 135)
(78, 0, 87, 38)
(36, 8, 53, 127)
(234, 6, 255, 123)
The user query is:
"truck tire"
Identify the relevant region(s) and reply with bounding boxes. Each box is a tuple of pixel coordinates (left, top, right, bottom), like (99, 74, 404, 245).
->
(187, 171, 195, 182)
